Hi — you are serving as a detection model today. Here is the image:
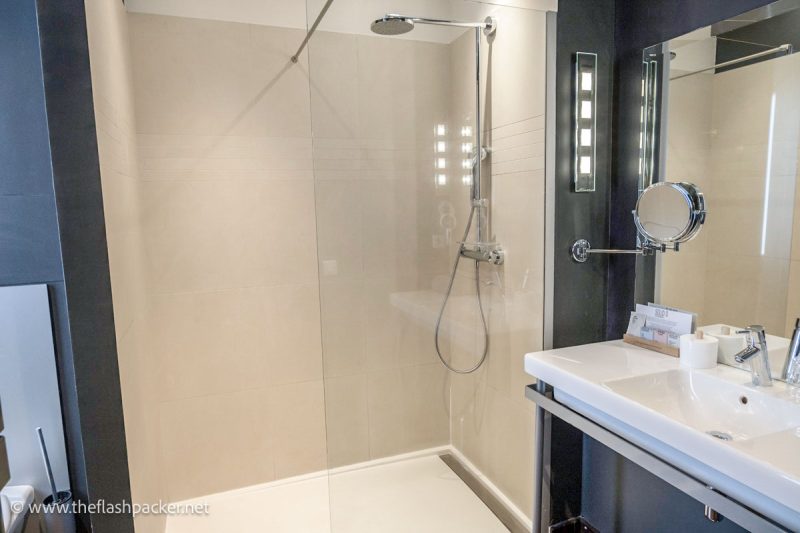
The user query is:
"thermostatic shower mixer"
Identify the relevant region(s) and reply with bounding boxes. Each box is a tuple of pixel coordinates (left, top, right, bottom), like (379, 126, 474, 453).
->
(460, 242, 505, 265)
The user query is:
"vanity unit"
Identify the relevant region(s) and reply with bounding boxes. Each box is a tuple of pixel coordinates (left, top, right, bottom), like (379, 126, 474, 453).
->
(525, 341, 800, 532)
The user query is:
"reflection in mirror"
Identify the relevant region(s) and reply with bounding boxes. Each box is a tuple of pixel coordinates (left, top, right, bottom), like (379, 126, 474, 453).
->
(644, 0, 800, 380)
(640, 47, 666, 190)
(635, 182, 704, 246)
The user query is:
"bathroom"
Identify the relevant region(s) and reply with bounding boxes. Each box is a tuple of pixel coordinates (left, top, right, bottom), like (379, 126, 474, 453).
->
(0, 0, 798, 532)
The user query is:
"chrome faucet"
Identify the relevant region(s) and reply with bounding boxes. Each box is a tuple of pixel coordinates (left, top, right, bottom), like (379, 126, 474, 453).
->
(782, 318, 800, 385)
(735, 325, 772, 387)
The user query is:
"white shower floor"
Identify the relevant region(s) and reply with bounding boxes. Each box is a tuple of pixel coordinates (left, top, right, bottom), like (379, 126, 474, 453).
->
(165, 453, 509, 533)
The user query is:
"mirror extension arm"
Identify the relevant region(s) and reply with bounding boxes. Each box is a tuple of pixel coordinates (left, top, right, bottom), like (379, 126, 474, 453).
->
(571, 239, 668, 263)
(572, 181, 705, 263)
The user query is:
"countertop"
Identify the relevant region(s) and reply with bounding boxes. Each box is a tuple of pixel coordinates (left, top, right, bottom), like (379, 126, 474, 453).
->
(525, 340, 800, 529)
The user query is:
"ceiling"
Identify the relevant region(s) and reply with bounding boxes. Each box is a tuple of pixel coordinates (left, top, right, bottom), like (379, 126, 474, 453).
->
(124, 0, 555, 43)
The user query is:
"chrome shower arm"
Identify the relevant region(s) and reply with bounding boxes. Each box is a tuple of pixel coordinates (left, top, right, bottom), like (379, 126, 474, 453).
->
(388, 15, 495, 32)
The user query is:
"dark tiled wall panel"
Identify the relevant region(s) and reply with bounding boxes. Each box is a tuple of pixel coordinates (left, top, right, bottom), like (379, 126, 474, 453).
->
(1, 0, 134, 531)
(35, 0, 134, 530)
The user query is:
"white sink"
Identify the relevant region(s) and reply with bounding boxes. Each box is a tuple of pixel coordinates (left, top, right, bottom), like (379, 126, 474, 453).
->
(524, 340, 800, 529)
(603, 369, 800, 441)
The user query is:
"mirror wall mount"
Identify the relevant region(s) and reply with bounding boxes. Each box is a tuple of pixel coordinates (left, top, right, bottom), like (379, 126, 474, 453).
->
(571, 181, 706, 263)
(570, 238, 661, 263)
(574, 52, 597, 192)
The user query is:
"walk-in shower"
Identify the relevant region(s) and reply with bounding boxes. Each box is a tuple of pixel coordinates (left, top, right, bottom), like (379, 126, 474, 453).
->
(371, 14, 503, 374)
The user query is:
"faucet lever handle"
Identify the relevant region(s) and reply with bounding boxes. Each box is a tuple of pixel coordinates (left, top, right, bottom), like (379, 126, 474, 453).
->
(736, 329, 755, 347)
(738, 325, 767, 344)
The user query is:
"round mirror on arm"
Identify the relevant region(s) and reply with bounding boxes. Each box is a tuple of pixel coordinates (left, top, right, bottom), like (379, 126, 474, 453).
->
(634, 181, 705, 247)
(571, 181, 706, 263)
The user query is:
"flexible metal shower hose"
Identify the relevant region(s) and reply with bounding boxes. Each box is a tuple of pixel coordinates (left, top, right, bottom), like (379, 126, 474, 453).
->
(434, 204, 489, 374)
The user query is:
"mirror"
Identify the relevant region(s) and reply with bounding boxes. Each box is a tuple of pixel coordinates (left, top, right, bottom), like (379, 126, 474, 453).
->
(634, 182, 705, 246)
(571, 180, 706, 263)
(640, 0, 800, 380)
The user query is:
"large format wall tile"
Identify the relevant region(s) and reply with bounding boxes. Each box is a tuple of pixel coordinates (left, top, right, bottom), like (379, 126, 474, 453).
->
(129, 15, 311, 138)
(447, 4, 547, 521)
(158, 388, 276, 501)
(84, 1, 163, 531)
(140, 179, 319, 292)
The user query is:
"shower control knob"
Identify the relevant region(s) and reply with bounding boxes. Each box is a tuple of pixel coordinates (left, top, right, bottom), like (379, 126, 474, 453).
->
(489, 248, 505, 265)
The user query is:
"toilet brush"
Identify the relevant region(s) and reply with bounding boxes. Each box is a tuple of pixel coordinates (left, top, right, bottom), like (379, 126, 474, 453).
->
(36, 427, 58, 503)
(36, 427, 75, 533)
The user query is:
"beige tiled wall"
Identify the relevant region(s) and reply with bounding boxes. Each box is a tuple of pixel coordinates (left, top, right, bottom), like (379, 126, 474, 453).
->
(127, 14, 329, 502)
(447, 6, 547, 519)
(661, 53, 800, 337)
(100, 2, 547, 520)
(787, 146, 800, 332)
(83, 1, 163, 532)
(659, 73, 713, 320)
(307, 29, 453, 468)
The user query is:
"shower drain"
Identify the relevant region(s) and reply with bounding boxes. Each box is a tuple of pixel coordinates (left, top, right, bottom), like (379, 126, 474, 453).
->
(706, 430, 733, 441)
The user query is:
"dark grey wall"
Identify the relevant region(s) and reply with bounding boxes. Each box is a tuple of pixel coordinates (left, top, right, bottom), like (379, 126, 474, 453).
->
(1, 0, 134, 531)
(548, 0, 617, 526)
(35, 0, 135, 530)
(0, 1, 88, 528)
(552, 0, 616, 349)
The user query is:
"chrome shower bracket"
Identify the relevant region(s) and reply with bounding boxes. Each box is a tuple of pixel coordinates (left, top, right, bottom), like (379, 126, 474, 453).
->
(483, 16, 497, 36)
(571, 238, 663, 263)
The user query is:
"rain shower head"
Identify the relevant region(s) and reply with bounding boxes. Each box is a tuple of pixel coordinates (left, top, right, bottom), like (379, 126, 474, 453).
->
(371, 15, 415, 35)
(370, 14, 497, 36)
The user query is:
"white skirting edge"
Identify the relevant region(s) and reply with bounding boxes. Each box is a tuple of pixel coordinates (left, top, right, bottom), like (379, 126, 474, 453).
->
(171, 443, 533, 532)
(447, 446, 534, 532)
(170, 445, 451, 506)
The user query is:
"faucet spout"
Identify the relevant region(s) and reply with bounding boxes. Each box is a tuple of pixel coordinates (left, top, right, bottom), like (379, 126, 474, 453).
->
(734, 344, 760, 363)
(735, 326, 772, 387)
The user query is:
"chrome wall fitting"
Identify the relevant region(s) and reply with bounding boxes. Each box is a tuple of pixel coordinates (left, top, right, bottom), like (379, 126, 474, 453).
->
(571, 181, 705, 263)
(461, 242, 505, 265)
(570, 239, 657, 263)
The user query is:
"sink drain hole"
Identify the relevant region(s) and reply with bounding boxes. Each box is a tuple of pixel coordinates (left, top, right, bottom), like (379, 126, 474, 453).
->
(706, 430, 733, 441)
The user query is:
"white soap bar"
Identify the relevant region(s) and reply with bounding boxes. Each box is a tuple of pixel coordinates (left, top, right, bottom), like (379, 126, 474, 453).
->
(680, 333, 719, 369)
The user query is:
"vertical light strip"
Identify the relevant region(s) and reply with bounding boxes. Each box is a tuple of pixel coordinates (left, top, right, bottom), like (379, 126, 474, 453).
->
(573, 52, 597, 192)
(760, 92, 776, 256)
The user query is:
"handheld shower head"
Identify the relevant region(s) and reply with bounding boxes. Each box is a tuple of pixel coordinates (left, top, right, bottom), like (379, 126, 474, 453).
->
(371, 15, 414, 35)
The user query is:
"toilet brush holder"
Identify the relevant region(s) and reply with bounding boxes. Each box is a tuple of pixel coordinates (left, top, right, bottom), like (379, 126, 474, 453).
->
(41, 491, 75, 533)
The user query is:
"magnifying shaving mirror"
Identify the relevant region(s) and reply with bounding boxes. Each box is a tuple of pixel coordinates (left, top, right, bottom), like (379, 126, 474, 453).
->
(571, 180, 706, 263)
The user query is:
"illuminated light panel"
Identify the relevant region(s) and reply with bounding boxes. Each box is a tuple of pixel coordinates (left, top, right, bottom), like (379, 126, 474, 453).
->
(580, 156, 591, 175)
(581, 72, 593, 91)
(580, 129, 592, 147)
(581, 100, 592, 119)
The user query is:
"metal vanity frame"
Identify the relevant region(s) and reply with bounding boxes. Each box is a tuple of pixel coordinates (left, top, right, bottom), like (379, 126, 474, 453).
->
(528, 380, 790, 533)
